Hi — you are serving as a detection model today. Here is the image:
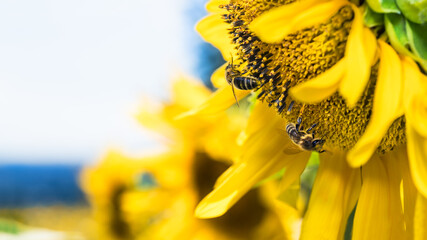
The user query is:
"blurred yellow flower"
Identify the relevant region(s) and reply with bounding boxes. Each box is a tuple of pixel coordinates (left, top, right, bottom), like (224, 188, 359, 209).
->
(186, 0, 427, 239)
(81, 76, 297, 240)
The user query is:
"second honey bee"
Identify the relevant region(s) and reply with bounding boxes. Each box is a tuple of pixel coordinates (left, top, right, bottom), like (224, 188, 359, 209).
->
(286, 117, 325, 153)
(225, 57, 260, 105)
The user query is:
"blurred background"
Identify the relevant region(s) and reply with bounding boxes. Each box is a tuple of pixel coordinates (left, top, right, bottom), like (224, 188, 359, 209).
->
(0, 0, 226, 239)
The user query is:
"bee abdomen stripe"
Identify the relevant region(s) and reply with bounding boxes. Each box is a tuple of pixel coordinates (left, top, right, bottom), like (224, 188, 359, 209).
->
(286, 123, 295, 134)
(234, 77, 258, 90)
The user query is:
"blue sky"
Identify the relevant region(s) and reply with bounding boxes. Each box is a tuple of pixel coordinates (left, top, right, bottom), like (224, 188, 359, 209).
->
(0, 0, 205, 163)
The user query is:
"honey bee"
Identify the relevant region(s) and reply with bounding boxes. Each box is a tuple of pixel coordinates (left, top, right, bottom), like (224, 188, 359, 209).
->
(225, 56, 260, 105)
(286, 117, 325, 153)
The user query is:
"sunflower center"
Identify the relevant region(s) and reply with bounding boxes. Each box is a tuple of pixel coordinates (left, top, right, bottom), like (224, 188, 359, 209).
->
(222, 0, 406, 153)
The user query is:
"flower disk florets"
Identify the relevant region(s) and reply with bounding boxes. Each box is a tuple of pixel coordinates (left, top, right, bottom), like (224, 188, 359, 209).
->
(222, 0, 406, 152)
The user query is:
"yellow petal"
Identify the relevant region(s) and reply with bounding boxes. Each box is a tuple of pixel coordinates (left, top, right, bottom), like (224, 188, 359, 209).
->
(277, 179, 301, 209)
(196, 14, 235, 60)
(172, 76, 212, 109)
(347, 41, 403, 167)
(195, 104, 291, 218)
(213, 164, 236, 189)
(402, 56, 424, 111)
(300, 151, 361, 240)
(414, 193, 427, 240)
(290, 59, 345, 103)
(290, 0, 348, 34)
(396, 147, 416, 240)
(278, 151, 311, 196)
(195, 135, 291, 218)
(260, 182, 302, 240)
(276, 149, 311, 209)
(176, 85, 250, 118)
(211, 63, 228, 88)
(214, 102, 278, 188)
(362, 27, 378, 64)
(245, 101, 282, 136)
(352, 155, 405, 240)
(206, 0, 228, 13)
(339, 5, 377, 107)
(407, 94, 427, 138)
(249, 0, 321, 42)
(407, 115, 427, 198)
(136, 99, 179, 139)
(383, 150, 408, 239)
(250, 0, 344, 43)
(422, 73, 427, 90)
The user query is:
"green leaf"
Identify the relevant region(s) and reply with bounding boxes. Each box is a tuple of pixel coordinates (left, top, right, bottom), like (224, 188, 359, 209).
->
(406, 20, 427, 60)
(307, 151, 320, 167)
(300, 152, 319, 191)
(0, 218, 24, 234)
(300, 165, 318, 191)
(364, 5, 385, 27)
(366, 0, 400, 13)
(385, 13, 410, 52)
(385, 13, 427, 71)
(396, 0, 427, 24)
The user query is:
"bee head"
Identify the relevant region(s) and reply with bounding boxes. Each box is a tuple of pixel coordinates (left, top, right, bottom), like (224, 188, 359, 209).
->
(225, 62, 240, 80)
(312, 139, 326, 152)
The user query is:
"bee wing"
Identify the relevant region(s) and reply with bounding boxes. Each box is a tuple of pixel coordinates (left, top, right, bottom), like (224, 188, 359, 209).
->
(230, 81, 240, 107)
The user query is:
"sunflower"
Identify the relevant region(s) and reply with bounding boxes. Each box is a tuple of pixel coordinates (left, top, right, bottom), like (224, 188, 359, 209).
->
(187, 0, 427, 238)
(81, 76, 296, 240)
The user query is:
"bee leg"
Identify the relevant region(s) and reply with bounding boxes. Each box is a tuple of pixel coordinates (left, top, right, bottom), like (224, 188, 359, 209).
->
(312, 130, 316, 138)
(298, 104, 306, 119)
(284, 80, 291, 89)
(306, 123, 317, 133)
(295, 116, 302, 131)
(286, 101, 295, 115)
(278, 101, 287, 114)
(231, 79, 240, 107)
